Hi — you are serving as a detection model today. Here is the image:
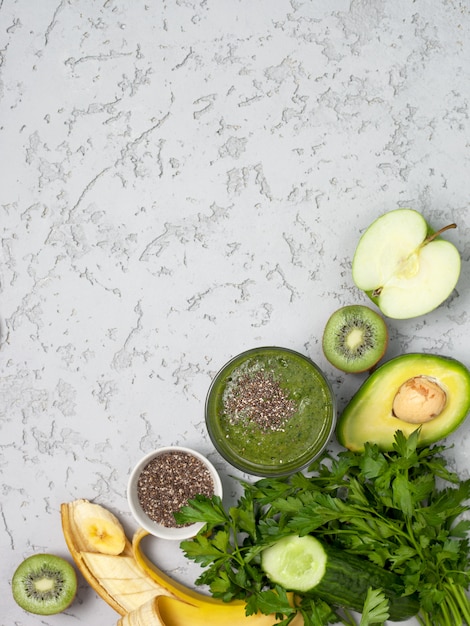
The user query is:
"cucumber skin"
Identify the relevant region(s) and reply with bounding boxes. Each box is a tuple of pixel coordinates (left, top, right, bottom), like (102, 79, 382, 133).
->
(309, 545, 420, 622)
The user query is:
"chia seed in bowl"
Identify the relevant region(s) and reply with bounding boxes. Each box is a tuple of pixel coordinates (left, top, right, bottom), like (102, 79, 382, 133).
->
(127, 446, 223, 540)
(136, 450, 215, 528)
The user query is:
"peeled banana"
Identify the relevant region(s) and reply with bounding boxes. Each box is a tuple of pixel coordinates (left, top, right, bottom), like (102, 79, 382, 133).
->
(117, 596, 165, 626)
(68, 498, 127, 555)
(61, 499, 173, 615)
(80, 552, 165, 611)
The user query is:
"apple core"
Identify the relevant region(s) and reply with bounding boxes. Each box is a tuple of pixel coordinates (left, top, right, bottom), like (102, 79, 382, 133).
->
(392, 376, 447, 424)
(396, 251, 420, 280)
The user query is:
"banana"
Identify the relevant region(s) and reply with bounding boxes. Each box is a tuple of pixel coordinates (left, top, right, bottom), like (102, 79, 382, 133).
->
(117, 597, 165, 626)
(69, 499, 127, 555)
(80, 552, 171, 612)
(62, 501, 129, 614)
(61, 500, 170, 615)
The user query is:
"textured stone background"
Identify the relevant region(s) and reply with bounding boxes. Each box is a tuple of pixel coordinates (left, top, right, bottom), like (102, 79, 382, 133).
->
(1, 1, 469, 623)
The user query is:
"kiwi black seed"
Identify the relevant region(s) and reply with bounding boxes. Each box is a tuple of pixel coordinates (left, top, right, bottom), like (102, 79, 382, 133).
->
(322, 305, 388, 373)
(11, 553, 77, 615)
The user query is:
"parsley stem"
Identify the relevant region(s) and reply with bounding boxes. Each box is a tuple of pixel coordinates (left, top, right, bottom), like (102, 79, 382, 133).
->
(439, 596, 454, 625)
(452, 584, 470, 624)
(416, 613, 431, 626)
(444, 586, 465, 625)
(340, 607, 358, 625)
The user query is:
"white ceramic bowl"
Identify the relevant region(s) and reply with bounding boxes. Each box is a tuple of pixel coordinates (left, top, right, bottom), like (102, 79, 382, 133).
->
(127, 446, 223, 540)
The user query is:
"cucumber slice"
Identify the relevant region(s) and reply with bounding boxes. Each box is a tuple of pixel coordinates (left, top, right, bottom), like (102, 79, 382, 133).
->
(261, 535, 327, 592)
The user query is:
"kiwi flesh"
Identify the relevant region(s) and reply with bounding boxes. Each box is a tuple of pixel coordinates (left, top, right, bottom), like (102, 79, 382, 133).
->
(11, 553, 77, 615)
(322, 305, 388, 373)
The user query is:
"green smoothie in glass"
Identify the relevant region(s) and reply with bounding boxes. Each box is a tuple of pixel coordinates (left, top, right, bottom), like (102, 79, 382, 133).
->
(205, 347, 336, 476)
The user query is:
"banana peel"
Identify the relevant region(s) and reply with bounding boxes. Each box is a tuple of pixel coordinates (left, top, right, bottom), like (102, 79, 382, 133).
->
(117, 594, 305, 626)
(61, 499, 303, 625)
(132, 526, 300, 624)
(132, 527, 226, 606)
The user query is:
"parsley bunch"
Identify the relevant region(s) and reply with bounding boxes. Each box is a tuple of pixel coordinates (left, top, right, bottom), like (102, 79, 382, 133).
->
(176, 430, 470, 625)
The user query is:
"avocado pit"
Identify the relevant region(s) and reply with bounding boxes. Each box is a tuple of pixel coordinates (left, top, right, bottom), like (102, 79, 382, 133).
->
(392, 376, 447, 424)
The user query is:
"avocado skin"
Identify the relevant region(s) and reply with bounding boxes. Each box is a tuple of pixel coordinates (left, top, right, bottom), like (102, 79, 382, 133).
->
(336, 353, 470, 452)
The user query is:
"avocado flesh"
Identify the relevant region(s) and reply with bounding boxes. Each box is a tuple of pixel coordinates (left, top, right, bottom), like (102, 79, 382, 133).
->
(337, 353, 470, 451)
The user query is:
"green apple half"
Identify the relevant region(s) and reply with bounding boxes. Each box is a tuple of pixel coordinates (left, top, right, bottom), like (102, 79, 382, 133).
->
(352, 208, 460, 319)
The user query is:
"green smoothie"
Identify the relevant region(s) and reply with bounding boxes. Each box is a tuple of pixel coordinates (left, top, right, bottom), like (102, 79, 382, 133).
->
(205, 347, 336, 476)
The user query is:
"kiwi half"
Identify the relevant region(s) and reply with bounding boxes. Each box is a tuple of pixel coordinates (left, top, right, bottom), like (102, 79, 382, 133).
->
(11, 553, 77, 615)
(322, 305, 388, 373)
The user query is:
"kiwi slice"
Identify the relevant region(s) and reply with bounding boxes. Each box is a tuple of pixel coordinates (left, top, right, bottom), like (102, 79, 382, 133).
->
(11, 553, 77, 615)
(322, 305, 388, 373)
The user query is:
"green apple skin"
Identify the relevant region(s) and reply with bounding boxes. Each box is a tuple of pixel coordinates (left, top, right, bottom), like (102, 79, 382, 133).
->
(363, 289, 380, 310)
(336, 353, 470, 452)
(352, 209, 461, 320)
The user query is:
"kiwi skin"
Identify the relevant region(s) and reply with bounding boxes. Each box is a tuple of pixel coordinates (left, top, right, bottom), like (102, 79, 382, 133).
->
(322, 304, 388, 374)
(11, 553, 77, 615)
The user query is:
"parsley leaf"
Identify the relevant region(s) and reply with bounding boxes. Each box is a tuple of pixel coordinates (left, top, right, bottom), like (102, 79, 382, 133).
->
(245, 586, 295, 618)
(175, 493, 228, 526)
(359, 588, 390, 625)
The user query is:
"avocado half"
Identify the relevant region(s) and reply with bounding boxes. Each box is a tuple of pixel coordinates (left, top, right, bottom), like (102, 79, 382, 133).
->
(337, 353, 470, 451)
